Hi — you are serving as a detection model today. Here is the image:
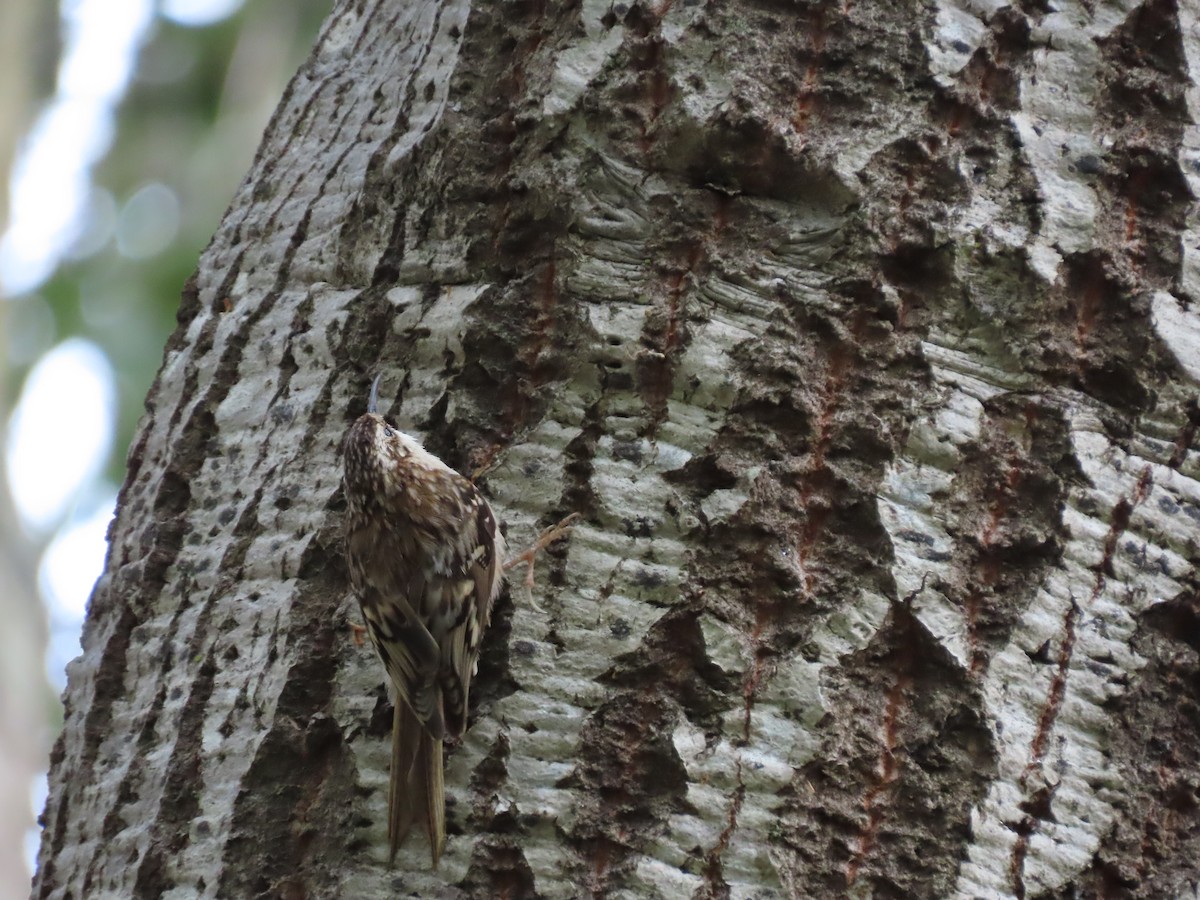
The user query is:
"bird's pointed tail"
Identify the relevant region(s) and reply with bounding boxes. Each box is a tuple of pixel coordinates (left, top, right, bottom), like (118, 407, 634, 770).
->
(389, 698, 445, 867)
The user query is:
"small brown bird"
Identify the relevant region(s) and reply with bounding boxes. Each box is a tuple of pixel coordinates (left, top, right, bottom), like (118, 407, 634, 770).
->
(342, 374, 505, 867)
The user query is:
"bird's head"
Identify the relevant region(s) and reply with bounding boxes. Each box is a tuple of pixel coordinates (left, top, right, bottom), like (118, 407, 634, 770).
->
(343, 374, 450, 515)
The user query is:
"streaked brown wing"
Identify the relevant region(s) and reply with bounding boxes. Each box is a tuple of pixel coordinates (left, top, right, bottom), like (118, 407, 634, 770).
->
(438, 499, 502, 737)
(358, 584, 447, 738)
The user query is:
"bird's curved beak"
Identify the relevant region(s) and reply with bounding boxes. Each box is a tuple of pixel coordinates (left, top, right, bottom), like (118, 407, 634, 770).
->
(368, 373, 383, 414)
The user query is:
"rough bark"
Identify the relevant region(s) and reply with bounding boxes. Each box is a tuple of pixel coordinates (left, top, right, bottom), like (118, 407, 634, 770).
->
(34, 0, 1200, 898)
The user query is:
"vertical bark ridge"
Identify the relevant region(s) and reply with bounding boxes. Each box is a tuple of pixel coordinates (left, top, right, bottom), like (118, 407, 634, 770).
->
(217, 519, 355, 898)
(1065, 589, 1200, 897)
(130, 648, 217, 897)
(779, 602, 994, 897)
(939, 398, 1073, 677)
(561, 608, 731, 893)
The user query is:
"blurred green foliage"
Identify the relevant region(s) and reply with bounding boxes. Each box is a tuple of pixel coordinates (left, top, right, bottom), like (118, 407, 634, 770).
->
(11, 1, 329, 487)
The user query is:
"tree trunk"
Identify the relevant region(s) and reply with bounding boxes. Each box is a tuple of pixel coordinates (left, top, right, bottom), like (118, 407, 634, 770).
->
(34, 0, 1200, 897)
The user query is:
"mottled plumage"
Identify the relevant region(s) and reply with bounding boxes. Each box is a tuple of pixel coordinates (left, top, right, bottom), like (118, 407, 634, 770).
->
(342, 375, 504, 866)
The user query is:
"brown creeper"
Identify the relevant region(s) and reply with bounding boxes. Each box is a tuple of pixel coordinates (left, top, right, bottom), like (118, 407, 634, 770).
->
(342, 375, 505, 867)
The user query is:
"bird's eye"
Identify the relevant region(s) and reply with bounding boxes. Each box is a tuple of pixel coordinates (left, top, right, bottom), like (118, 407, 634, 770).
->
(383, 426, 394, 437)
